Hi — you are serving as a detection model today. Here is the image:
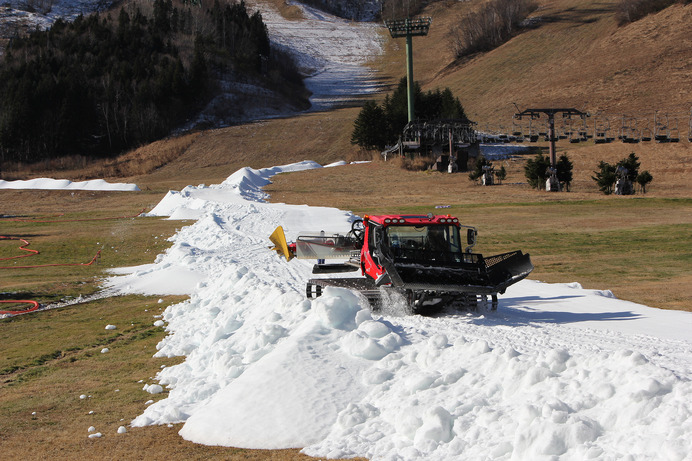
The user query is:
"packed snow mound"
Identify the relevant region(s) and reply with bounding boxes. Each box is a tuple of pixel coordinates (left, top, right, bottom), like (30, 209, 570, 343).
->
(0, 178, 140, 191)
(106, 161, 692, 460)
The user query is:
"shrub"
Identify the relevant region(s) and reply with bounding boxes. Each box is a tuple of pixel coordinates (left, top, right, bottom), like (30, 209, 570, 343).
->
(398, 155, 434, 171)
(449, 0, 538, 58)
(636, 170, 653, 193)
(469, 156, 492, 183)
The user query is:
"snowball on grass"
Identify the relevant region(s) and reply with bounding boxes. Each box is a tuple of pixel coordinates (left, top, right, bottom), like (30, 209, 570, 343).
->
(105, 324, 116, 330)
(154, 320, 165, 327)
(101, 348, 109, 353)
(117, 426, 128, 434)
(143, 384, 163, 394)
(88, 432, 102, 439)
(88, 426, 96, 432)
(79, 394, 87, 400)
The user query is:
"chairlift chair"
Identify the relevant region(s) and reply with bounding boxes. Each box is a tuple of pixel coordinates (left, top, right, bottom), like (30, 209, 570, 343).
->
(668, 117, 680, 143)
(511, 118, 523, 137)
(568, 117, 581, 143)
(604, 119, 615, 143)
(621, 117, 640, 143)
(654, 112, 669, 142)
(594, 118, 610, 144)
(640, 121, 652, 142)
(577, 117, 590, 140)
(527, 119, 539, 142)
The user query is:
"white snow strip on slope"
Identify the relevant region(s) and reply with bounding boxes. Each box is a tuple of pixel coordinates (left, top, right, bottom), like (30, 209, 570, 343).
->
(105, 161, 692, 461)
(249, 0, 384, 111)
(0, 178, 140, 191)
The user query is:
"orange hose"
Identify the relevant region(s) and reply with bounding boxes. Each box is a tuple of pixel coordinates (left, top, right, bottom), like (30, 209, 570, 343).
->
(0, 236, 100, 268)
(0, 236, 39, 261)
(0, 208, 143, 315)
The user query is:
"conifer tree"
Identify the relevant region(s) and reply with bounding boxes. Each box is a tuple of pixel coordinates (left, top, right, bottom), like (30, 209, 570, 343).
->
(351, 100, 387, 151)
(592, 161, 617, 194)
(556, 154, 573, 191)
(524, 153, 551, 190)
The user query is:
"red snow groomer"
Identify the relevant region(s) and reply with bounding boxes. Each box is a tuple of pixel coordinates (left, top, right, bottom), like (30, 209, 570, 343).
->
(270, 213, 533, 314)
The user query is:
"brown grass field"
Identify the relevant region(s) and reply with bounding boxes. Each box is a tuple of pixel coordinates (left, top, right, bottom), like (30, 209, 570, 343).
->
(1, 0, 691, 459)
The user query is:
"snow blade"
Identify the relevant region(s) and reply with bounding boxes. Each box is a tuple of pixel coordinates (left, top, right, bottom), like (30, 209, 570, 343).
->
(485, 251, 534, 292)
(269, 226, 294, 261)
(390, 250, 533, 294)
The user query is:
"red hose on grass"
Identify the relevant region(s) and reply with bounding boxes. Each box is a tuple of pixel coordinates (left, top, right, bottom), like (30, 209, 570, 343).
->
(0, 208, 144, 315)
(0, 236, 39, 261)
(0, 236, 100, 315)
(0, 236, 101, 268)
(0, 300, 40, 315)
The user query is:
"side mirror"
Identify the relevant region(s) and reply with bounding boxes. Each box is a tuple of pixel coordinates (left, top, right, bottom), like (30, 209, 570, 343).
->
(467, 228, 477, 246)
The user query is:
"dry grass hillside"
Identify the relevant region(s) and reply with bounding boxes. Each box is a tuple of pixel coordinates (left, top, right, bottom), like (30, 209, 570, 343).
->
(418, 0, 692, 123)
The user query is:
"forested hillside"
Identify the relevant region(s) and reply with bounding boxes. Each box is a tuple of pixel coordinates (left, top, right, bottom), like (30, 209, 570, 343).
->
(0, 0, 306, 165)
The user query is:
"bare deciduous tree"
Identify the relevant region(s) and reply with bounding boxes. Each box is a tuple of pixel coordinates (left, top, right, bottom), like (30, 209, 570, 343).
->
(449, 0, 537, 58)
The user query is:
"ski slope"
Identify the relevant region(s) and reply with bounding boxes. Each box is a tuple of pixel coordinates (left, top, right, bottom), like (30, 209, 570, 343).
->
(250, 0, 385, 111)
(105, 161, 692, 461)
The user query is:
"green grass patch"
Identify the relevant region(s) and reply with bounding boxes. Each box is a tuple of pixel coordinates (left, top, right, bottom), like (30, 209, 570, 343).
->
(0, 295, 186, 382)
(0, 211, 183, 304)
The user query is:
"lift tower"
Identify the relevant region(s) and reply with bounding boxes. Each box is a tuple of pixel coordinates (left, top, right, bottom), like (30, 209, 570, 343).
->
(385, 17, 432, 122)
(515, 107, 588, 191)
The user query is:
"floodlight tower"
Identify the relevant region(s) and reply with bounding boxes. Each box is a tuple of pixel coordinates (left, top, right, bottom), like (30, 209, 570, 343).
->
(385, 17, 432, 122)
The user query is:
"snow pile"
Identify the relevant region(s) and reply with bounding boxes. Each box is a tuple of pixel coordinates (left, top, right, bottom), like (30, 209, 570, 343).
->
(0, 178, 139, 191)
(105, 161, 692, 460)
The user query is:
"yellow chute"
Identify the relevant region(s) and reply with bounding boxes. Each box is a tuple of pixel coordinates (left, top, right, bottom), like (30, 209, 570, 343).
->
(269, 226, 294, 261)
